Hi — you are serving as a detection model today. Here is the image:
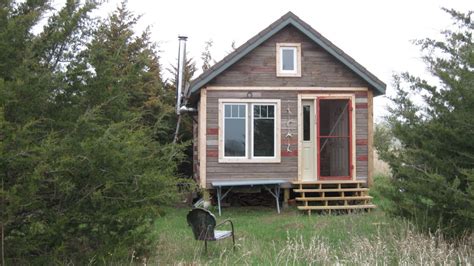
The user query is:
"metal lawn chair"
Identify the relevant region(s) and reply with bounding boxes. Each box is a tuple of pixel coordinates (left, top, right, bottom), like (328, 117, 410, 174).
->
(186, 208, 235, 253)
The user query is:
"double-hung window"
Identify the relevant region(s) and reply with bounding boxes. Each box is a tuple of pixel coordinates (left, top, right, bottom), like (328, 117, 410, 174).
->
(220, 99, 281, 163)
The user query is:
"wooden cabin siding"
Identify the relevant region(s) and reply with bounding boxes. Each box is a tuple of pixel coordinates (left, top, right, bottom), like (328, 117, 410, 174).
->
(205, 90, 298, 187)
(355, 92, 369, 181)
(200, 25, 373, 186)
(204, 89, 370, 186)
(208, 25, 370, 89)
(192, 116, 199, 182)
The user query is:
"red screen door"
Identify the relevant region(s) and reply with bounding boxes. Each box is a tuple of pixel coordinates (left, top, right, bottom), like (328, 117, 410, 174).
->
(317, 98, 352, 180)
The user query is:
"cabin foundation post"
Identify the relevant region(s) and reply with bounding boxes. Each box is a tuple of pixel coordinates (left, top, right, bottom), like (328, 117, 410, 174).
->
(283, 188, 290, 209)
(203, 189, 211, 208)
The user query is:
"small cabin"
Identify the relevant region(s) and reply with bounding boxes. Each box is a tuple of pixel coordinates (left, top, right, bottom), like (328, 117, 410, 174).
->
(187, 12, 385, 213)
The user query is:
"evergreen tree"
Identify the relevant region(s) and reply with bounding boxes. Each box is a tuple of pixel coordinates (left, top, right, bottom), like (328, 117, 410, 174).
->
(0, 1, 185, 262)
(168, 55, 197, 177)
(83, 2, 175, 141)
(377, 9, 474, 237)
(1, 1, 99, 262)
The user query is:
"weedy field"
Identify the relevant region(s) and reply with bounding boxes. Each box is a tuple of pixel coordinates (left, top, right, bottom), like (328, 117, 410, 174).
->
(150, 206, 472, 265)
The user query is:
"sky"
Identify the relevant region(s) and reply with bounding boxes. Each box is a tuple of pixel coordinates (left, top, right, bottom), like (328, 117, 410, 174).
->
(83, 0, 472, 121)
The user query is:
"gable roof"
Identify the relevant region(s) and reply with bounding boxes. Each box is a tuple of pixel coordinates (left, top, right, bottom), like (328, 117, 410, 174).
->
(188, 11, 386, 96)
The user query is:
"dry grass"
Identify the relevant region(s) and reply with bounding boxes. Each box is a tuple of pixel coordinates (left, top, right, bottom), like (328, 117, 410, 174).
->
(276, 227, 473, 265)
(149, 207, 473, 265)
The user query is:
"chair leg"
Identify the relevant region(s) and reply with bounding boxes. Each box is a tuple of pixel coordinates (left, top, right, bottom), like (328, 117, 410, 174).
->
(204, 240, 208, 254)
(232, 233, 235, 251)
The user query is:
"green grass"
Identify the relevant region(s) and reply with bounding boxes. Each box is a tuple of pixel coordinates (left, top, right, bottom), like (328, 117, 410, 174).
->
(143, 176, 473, 264)
(370, 174, 395, 210)
(146, 205, 472, 265)
(154, 207, 375, 264)
(146, 175, 470, 264)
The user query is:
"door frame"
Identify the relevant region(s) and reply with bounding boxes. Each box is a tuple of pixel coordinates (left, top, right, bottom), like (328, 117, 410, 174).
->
(297, 93, 357, 181)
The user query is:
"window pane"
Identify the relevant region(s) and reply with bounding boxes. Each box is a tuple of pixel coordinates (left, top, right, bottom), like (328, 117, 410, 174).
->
(303, 105, 310, 141)
(319, 137, 350, 177)
(268, 105, 274, 118)
(261, 105, 267, 118)
(225, 105, 231, 117)
(225, 104, 246, 157)
(239, 105, 246, 118)
(225, 118, 246, 156)
(253, 105, 260, 118)
(253, 117, 275, 157)
(282, 48, 295, 70)
(231, 105, 239, 117)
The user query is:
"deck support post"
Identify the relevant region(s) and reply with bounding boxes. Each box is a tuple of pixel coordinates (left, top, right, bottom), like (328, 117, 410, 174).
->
(203, 189, 211, 207)
(283, 188, 290, 209)
(202, 189, 211, 202)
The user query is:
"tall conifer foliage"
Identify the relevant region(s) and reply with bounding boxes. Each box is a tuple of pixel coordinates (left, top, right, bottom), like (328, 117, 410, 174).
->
(0, 1, 184, 262)
(377, 9, 474, 237)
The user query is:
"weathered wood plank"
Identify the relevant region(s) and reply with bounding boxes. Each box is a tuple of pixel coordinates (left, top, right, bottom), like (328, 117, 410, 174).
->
(200, 26, 377, 185)
(199, 89, 207, 188)
(367, 90, 374, 187)
(208, 25, 370, 88)
(297, 205, 376, 210)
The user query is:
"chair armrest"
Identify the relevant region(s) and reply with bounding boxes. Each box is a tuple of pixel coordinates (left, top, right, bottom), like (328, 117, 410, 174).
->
(215, 219, 234, 233)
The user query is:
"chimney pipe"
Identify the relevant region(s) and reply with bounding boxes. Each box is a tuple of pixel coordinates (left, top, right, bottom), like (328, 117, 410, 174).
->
(176, 36, 187, 115)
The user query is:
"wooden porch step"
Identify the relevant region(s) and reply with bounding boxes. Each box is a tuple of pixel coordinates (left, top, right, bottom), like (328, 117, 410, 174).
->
(295, 196, 373, 201)
(297, 204, 376, 211)
(292, 180, 376, 214)
(293, 188, 369, 193)
(292, 180, 366, 185)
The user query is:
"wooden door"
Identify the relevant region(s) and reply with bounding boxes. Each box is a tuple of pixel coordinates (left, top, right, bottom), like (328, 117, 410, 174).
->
(301, 100, 315, 181)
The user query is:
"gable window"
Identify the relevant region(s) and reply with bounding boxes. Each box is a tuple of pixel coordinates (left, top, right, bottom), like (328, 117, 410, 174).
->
(220, 99, 281, 163)
(276, 43, 301, 77)
(281, 47, 296, 71)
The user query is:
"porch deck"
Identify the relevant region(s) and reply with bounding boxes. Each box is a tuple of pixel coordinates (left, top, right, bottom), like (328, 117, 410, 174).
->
(291, 180, 376, 214)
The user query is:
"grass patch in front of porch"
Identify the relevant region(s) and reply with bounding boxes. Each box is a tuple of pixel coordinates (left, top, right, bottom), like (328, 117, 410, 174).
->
(150, 205, 472, 265)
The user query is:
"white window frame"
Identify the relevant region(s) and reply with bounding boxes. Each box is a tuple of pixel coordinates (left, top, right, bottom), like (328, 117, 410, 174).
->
(222, 103, 248, 159)
(219, 99, 281, 163)
(276, 43, 301, 77)
(251, 103, 277, 160)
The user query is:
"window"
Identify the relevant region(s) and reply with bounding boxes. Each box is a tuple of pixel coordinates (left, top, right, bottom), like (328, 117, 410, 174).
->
(276, 43, 301, 77)
(281, 47, 296, 71)
(220, 100, 281, 163)
(253, 105, 275, 157)
(303, 105, 311, 141)
(224, 104, 247, 157)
